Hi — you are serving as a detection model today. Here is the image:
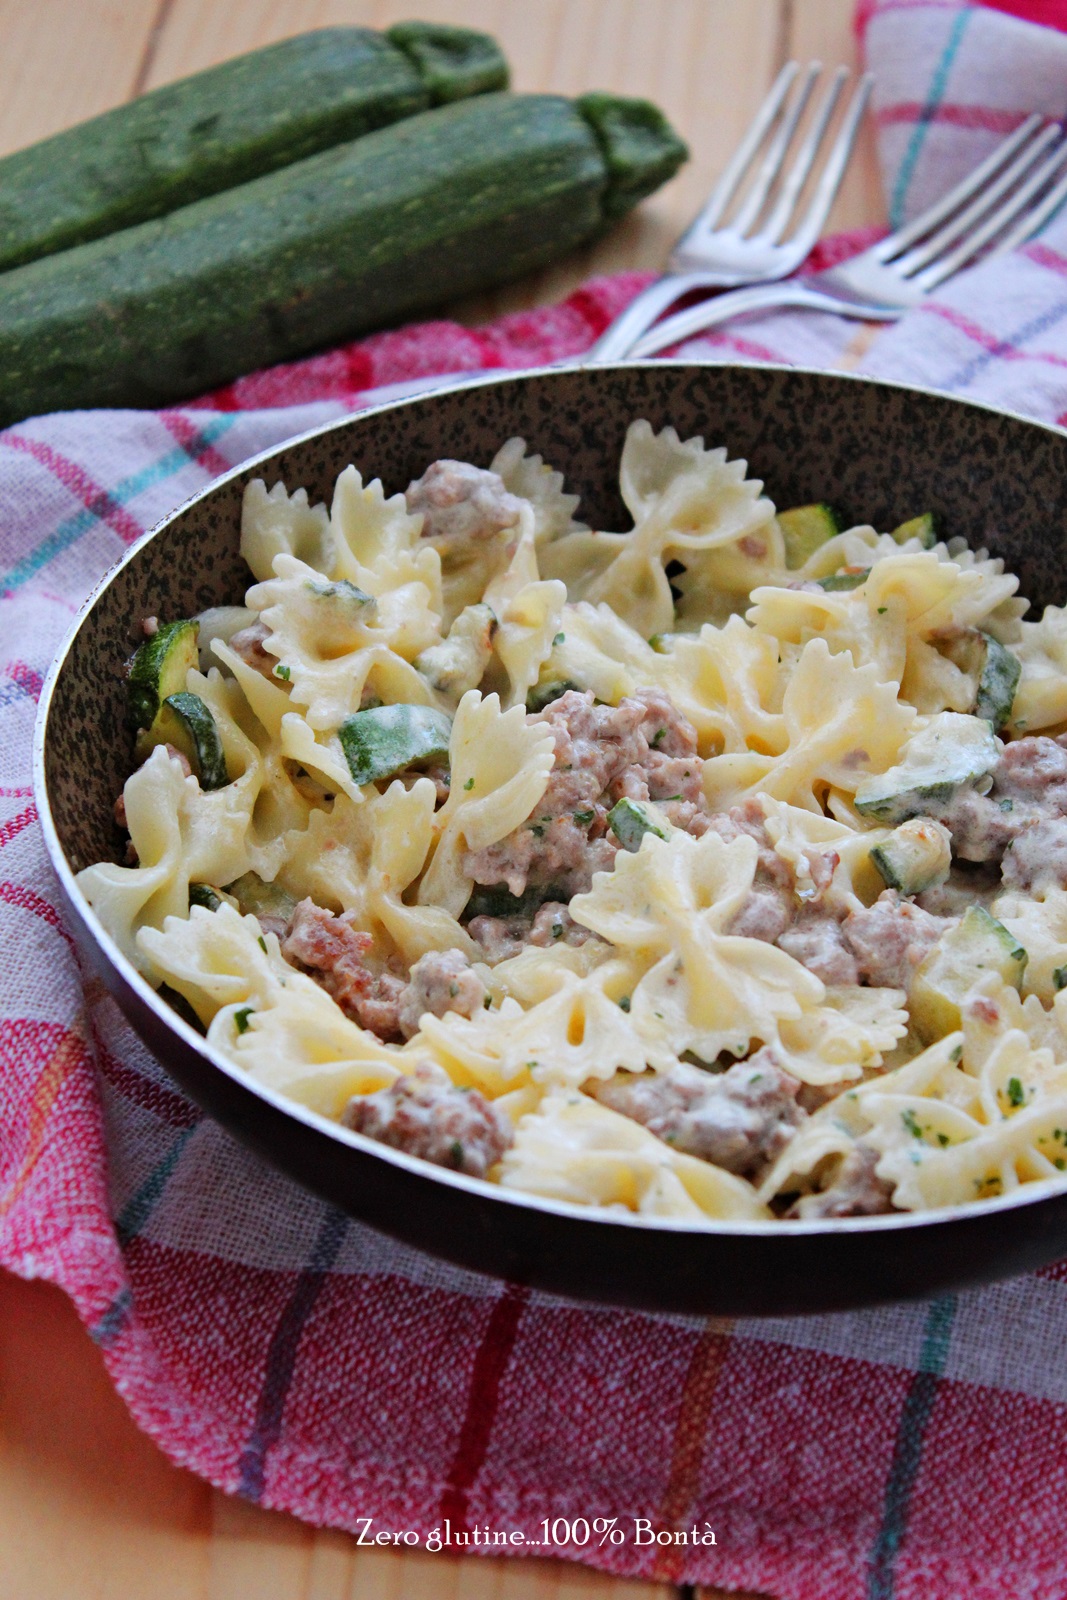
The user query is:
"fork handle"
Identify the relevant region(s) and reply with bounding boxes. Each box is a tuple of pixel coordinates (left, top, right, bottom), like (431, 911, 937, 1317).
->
(587, 271, 768, 362)
(625, 281, 905, 359)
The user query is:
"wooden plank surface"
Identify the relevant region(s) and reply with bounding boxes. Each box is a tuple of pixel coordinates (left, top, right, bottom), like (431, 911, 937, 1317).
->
(0, 2, 881, 1597)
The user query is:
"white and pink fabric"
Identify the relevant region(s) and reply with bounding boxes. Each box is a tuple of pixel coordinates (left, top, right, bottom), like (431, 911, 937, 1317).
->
(5, 4, 1067, 1595)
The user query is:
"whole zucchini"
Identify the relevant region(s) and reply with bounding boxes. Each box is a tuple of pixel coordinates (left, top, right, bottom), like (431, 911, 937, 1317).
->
(0, 24, 508, 273)
(0, 92, 687, 424)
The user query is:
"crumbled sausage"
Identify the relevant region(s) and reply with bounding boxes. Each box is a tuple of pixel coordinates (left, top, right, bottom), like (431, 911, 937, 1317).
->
(229, 618, 278, 679)
(396, 949, 486, 1040)
(467, 902, 601, 964)
(727, 886, 793, 944)
(282, 898, 405, 1039)
(405, 460, 524, 556)
(790, 1144, 896, 1219)
(842, 891, 952, 989)
(1001, 815, 1067, 894)
(464, 688, 712, 902)
(778, 913, 860, 986)
(594, 1051, 804, 1178)
(343, 1063, 513, 1179)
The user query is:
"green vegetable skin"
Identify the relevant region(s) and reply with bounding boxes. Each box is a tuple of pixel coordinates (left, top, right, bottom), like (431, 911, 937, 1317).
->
(126, 619, 199, 730)
(0, 92, 687, 424)
(340, 704, 453, 786)
(0, 25, 508, 273)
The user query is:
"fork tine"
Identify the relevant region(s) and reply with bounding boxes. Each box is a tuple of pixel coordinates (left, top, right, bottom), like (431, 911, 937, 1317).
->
(875, 114, 1046, 260)
(759, 65, 848, 244)
(917, 137, 1067, 289)
(731, 62, 822, 236)
(784, 70, 873, 256)
(991, 156, 1067, 257)
(682, 61, 801, 238)
(891, 121, 1061, 275)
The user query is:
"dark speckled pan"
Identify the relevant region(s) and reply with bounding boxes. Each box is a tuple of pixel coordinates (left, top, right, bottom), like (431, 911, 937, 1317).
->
(33, 362, 1067, 1316)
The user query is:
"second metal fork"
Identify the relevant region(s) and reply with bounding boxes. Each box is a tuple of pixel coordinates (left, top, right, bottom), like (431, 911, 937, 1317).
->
(590, 60, 873, 362)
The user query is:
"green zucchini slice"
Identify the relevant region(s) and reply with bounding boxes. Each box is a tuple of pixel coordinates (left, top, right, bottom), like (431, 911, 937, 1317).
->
(139, 692, 229, 790)
(189, 883, 223, 912)
(817, 569, 870, 592)
(975, 633, 1022, 730)
(608, 798, 670, 852)
(127, 619, 199, 731)
(869, 817, 952, 895)
(890, 512, 938, 548)
(854, 713, 999, 824)
(910, 906, 1027, 1042)
(778, 503, 843, 569)
(339, 704, 452, 786)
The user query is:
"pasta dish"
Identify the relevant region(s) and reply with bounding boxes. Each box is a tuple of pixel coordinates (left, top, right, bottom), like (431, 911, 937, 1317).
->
(77, 421, 1067, 1223)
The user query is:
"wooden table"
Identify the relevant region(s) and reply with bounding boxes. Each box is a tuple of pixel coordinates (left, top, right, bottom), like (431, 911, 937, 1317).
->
(0, 4, 884, 1597)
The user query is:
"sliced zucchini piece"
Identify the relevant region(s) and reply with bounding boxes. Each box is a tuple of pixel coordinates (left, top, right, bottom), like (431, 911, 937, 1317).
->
(127, 618, 199, 731)
(869, 817, 952, 895)
(226, 872, 298, 927)
(338, 703, 452, 785)
(189, 883, 223, 911)
(854, 713, 1000, 824)
(890, 512, 938, 549)
(975, 633, 1021, 731)
(608, 797, 670, 852)
(526, 679, 581, 712)
(909, 906, 1027, 1043)
(137, 691, 228, 789)
(778, 503, 842, 569)
(464, 881, 570, 920)
(817, 569, 870, 592)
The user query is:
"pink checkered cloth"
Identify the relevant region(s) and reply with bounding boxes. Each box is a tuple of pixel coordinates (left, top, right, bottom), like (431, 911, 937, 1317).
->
(6, 2, 1067, 1594)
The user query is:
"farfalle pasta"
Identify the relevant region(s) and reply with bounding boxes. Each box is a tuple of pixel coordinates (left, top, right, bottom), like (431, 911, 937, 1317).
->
(77, 421, 1067, 1224)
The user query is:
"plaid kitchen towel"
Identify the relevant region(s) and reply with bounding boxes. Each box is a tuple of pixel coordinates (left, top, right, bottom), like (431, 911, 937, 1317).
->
(6, 3, 1067, 1596)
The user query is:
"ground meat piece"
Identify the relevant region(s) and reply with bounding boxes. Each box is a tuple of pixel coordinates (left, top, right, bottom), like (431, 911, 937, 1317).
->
(467, 915, 526, 964)
(705, 798, 794, 894)
(777, 913, 860, 985)
(594, 1052, 804, 1178)
(728, 886, 793, 944)
(229, 618, 277, 679)
(343, 1064, 512, 1179)
(528, 902, 600, 947)
(842, 891, 952, 989)
(790, 1144, 896, 1219)
(1001, 815, 1067, 893)
(396, 949, 486, 1040)
(932, 788, 1022, 863)
(114, 793, 127, 830)
(405, 460, 523, 555)
(996, 734, 1067, 805)
(536, 691, 649, 811)
(282, 898, 405, 1039)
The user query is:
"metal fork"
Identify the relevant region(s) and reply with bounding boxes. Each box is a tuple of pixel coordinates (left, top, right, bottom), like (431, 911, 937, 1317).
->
(589, 60, 873, 362)
(624, 113, 1067, 358)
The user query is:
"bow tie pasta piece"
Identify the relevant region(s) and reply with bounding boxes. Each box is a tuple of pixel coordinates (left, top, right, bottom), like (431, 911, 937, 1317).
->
(244, 553, 440, 731)
(1010, 604, 1067, 734)
(328, 464, 442, 609)
(990, 889, 1067, 1007)
(211, 640, 355, 825)
(418, 692, 556, 918)
(541, 421, 778, 638)
(483, 938, 615, 1009)
(274, 778, 476, 965)
(138, 903, 406, 1118)
(774, 986, 909, 1087)
(497, 1090, 769, 1219)
(490, 437, 587, 547)
(240, 478, 332, 582)
(482, 505, 567, 708)
(702, 638, 917, 814)
(425, 962, 652, 1091)
(571, 829, 823, 1065)
(747, 579, 907, 689)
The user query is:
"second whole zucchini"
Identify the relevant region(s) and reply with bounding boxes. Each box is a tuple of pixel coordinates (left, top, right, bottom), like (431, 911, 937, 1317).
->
(0, 24, 508, 273)
(0, 91, 687, 424)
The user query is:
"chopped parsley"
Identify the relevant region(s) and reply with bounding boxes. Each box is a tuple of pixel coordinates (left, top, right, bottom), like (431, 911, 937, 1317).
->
(449, 1141, 465, 1168)
(650, 727, 667, 748)
(273, 663, 291, 682)
(463, 776, 475, 791)
(257, 935, 267, 953)
(573, 808, 595, 825)
(234, 1007, 254, 1035)
(1006, 1076, 1025, 1108)
(877, 606, 888, 615)
(618, 996, 631, 1012)
(553, 631, 566, 646)
(902, 1108, 923, 1138)
(1054, 966, 1067, 993)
